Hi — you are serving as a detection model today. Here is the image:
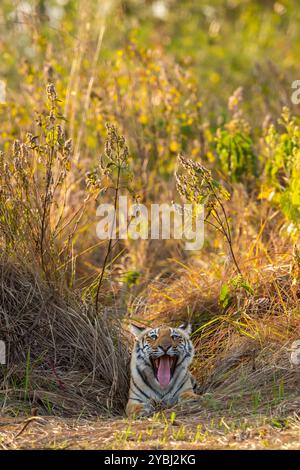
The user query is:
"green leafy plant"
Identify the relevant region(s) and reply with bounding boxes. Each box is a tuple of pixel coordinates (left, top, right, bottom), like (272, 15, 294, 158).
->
(219, 275, 254, 309)
(216, 87, 257, 184)
(261, 108, 300, 232)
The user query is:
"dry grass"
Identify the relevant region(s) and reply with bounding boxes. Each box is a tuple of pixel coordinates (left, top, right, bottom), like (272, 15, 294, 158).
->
(0, 258, 130, 417)
(1, 214, 299, 424)
(1, 412, 300, 450)
(128, 207, 300, 424)
(1, 194, 299, 449)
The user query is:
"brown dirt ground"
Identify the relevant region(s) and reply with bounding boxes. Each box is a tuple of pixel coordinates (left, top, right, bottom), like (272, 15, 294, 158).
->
(0, 414, 299, 450)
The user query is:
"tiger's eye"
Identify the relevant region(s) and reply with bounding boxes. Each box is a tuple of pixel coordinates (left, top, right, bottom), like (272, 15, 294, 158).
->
(148, 332, 158, 340)
(171, 332, 181, 339)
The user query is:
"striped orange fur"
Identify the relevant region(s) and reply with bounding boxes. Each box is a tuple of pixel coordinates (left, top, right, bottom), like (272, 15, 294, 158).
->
(126, 324, 198, 418)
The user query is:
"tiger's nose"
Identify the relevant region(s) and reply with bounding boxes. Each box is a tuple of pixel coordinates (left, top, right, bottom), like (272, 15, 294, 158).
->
(160, 343, 172, 352)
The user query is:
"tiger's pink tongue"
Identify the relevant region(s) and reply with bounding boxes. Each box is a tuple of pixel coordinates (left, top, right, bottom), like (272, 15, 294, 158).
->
(157, 356, 171, 388)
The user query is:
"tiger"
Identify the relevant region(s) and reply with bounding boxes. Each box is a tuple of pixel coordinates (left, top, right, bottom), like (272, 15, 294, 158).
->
(126, 323, 199, 418)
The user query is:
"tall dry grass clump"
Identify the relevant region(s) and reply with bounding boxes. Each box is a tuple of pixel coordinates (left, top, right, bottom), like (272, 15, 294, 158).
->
(0, 259, 130, 416)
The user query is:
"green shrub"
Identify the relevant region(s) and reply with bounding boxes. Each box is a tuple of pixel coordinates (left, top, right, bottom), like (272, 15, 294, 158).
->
(261, 108, 300, 232)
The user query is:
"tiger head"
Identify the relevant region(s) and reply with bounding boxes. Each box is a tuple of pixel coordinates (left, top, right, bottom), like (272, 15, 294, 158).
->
(129, 324, 194, 389)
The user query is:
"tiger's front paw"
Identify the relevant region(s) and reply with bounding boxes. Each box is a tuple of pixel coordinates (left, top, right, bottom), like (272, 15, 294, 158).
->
(126, 401, 154, 419)
(178, 390, 200, 404)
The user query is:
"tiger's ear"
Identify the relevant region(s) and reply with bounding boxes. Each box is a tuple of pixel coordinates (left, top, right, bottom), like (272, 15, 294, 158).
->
(129, 323, 146, 338)
(179, 323, 192, 336)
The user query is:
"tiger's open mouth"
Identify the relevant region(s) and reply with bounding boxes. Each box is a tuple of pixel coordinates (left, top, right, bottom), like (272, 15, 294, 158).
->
(151, 355, 178, 388)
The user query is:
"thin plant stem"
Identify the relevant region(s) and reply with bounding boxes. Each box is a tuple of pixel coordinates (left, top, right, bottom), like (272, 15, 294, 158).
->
(95, 165, 121, 314)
